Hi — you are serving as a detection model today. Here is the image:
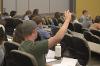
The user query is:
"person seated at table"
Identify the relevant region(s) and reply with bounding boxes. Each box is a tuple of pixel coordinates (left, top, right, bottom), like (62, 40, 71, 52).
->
(16, 10, 71, 66)
(10, 10, 17, 18)
(52, 12, 63, 26)
(30, 9, 39, 20)
(23, 10, 32, 20)
(89, 16, 100, 30)
(32, 16, 50, 40)
(79, 10, 92, 28)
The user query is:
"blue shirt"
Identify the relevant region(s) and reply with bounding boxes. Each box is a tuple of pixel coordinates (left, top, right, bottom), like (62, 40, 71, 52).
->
(37, 26, 50, 40)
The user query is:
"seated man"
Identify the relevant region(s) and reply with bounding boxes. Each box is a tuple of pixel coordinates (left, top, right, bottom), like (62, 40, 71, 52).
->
(32, 16, 50, 39)
(16, 10, 71, 66)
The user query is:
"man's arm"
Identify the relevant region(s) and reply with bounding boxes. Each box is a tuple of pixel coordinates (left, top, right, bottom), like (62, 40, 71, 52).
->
(48, 10, 72, 48)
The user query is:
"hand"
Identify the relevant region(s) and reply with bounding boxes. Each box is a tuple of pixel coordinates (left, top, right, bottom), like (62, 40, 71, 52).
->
(64, 10, 72, 22)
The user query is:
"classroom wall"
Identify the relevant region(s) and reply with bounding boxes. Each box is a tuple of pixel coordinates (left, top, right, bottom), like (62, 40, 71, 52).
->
(3, 0, 69, 15)
(76, 0, 100, 19)
(0, 0, 1, 13)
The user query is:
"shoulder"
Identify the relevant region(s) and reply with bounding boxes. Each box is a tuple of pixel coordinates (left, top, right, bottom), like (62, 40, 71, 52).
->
(35, 40, 48, 45)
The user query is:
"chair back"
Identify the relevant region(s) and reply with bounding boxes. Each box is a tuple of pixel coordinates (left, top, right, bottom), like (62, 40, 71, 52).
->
(2, 41, 20, 66)
(71, 36, 91, 66)
(5, 50, 38, 66)
(61, 34, 91, 66)
(5, 18, 23, 36)
(3, 41, 20, 55)
(61, 34, 73, 56)
(73, 23, 83, 33)
(84, 31, 100, 44)
(83, 31, 93, 42)
(90, 29, 100, 37)
(0, 27, 7, 41)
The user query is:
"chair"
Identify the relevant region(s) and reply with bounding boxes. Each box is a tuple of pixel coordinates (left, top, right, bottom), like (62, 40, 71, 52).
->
(61, 35, 91, 66)
(2, 41, 20, 66)
(4, 50, 38, 66)
(71, 36, 91, 66)
(0, 27, 8, 41)
(73, 23, 83, 33)
(84, 31, 100, 44)
(83, 31, 93, 42)
(61, 34, 73, 56)
(3, 41, 20, 55)
(4, 18, 23, 36)
(90, 29, 100, 37)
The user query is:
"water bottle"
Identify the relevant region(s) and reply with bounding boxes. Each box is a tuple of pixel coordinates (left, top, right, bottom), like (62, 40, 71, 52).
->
(55, 43, 61, 60)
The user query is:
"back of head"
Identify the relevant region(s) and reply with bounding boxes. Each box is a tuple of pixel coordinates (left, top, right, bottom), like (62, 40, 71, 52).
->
(94, 16, 100, 23)
(82, 10, 88, 15)
(54, 12, 61, 18)
(25, 10, 32, 15)
(32, 16, 43, 25)
(14, 20, 37, 42)
(10, 11, 17, 17)
(33, 9, 39, 16)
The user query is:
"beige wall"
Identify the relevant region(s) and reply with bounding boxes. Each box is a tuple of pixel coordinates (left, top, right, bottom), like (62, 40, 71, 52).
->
(0, 0, 1, 12)
(0, 0, 3, 13)
(76, 0, 100, 19)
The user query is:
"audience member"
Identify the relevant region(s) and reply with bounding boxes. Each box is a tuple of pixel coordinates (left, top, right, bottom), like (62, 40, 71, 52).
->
(71, 13, 80, 24)
(1, 12, 11, 19)
(52, 12, 63, 26)
(30, 9, 39, 20)
(10, 10, 17, 18)
(79, 10, 92, 28)
(89, 16, 100, 30)
(17, 10, 71, 66)
(23, 10, 32, 20)
(33, 16, 50, 40)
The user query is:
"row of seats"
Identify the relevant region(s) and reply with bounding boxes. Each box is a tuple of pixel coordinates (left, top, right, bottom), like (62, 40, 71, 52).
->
(68, 23, 84, 33)
(84, 30, 100, 44)
(61, 34, 91, 66)
(2, 41, 38, 66)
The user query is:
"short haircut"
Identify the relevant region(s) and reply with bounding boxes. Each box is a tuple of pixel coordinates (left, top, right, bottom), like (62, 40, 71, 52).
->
(10, 11, 16, 17)
(82, 10, 88, 14)
(32, 16, 43, 25)
(94, 16, 100, 23)
(15, 20, 37, 39)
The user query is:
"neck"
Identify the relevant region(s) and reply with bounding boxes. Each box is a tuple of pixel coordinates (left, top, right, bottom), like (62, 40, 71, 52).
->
(24, 36, 35, 42)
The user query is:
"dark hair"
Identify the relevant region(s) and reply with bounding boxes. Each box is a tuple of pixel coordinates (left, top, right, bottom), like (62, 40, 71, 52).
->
(94, 16, 100, 23)
(25, 10, 32, 15)
(54, 12, 61, 18)
(32, 16, 43, 25)
(33, 9, 39, 16)
(10, 11, 16, 17)
(82, 10, 88, 14)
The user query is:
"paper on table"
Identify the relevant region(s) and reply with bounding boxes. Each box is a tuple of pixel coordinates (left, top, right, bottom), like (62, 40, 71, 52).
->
(46, 50, 55, 59)
(53, 57, 78, 66)
(61, 57, 78, 66)
(46, 59, 57, 63)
